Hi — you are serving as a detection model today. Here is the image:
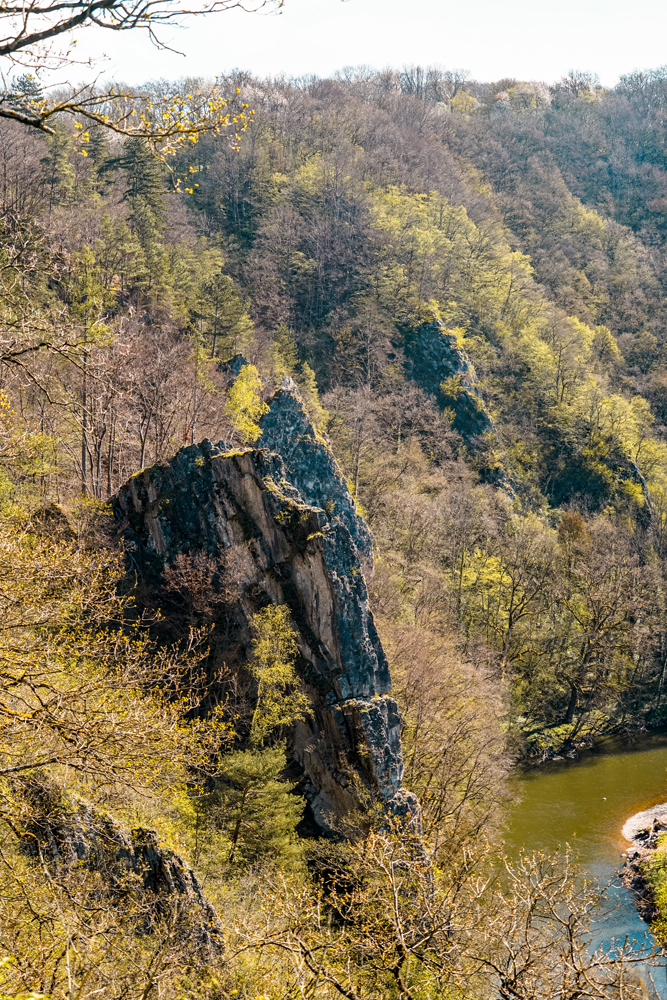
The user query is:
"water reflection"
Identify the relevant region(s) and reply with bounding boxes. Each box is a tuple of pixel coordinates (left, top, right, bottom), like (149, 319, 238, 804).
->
(503, 732, 667, 989)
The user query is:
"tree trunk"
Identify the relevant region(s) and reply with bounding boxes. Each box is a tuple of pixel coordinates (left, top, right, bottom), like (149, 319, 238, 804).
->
(81, 352, 88, 495)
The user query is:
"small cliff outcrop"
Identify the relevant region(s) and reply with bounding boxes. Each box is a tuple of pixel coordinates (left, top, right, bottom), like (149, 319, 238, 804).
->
(18, 779, 223, 957)
(404, 319, 514, 494)
(113, 427, 416, 831)
(404, 319, 494, 441)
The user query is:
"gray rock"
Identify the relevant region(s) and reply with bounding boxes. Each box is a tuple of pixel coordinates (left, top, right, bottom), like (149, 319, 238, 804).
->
(404, 319, 494, 442)
(404, 318, 515, 496)
(259, 383, 374, 570)
(113, 442, 406, 830)
(18, 779, 223, 957)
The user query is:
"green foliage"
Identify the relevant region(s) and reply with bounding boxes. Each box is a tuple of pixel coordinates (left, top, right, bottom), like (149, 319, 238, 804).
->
(192, 271, 253, 358)
(643, 839, 667, 941)
(121, 136, 167, 223)
(249, 603, 309, 747)
(295, 362, 328, 429)
(272, 322, 299, 378)
(223, 364, 269, 447)
(40, 120, 75, 210)
(178, 604, 309, 870)
(214, 744, 305, 865)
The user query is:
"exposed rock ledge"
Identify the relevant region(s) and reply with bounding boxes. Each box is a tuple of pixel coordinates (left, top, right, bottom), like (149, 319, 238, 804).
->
(619, 804, 667, 923)
(113, 388, 419, 833)
(18, 779, 223, 958)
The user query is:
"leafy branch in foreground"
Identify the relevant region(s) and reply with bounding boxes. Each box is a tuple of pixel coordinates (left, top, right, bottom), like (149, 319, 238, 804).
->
(0, 507, 229, 795)
(227, 830, 654, 1000)
(1, 81, 254, 165)
(0, 0, 278, 71)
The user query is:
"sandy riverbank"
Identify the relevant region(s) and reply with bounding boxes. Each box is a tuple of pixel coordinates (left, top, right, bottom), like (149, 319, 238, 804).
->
(622, 804, 667, 843)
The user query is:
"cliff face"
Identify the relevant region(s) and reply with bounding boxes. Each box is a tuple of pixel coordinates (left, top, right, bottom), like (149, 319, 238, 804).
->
(259, 384, 374, 570)
(405, 319, 494, 443)
(404, 319, 515, 495)
(113, 434, 415, 831)
(19, 779, 223, 957)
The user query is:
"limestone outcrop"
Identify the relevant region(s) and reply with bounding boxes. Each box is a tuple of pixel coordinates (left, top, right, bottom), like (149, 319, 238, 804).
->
(259, 382, 374, 569)
(404, 319, 515, 495)
(18, 779, 223, 957)
(113, 441, 415, 831)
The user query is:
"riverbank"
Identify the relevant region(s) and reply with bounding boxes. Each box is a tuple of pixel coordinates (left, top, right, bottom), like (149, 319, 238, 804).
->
(505, 732, 667, 950)
(621, 806, 667, 926)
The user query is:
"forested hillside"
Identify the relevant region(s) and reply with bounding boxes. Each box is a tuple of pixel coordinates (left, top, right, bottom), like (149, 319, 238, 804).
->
(1, 64, 667, 998)
(4, 66, 667, 749)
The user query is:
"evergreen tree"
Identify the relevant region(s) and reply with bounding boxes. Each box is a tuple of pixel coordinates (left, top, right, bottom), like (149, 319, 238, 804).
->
(296, 362, 327, 429)
(216, 744, 305, 865)
(217, 605, 308, 864)
(86, 126, 110, 169)
(120, 136, 167, 224)
(198, 273, 253, 359)
(94, 213, 146, 295)
(272, 322, 300, 379)
(132, 196, 172, 308)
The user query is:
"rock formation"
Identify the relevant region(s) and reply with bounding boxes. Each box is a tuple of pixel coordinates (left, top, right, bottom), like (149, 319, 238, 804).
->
(259, 381, 374, 569)
(404, 318, 515, 495)
(113, 416, 417, 832)
(18, 779, 223, 956)
(404, 319, 494, 441)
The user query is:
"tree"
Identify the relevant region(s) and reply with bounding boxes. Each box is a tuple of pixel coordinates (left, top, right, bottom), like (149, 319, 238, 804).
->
(40, 119, 75, 213)
(215, 744, 305, 865)
(120, 137, 168, 222)
(272, 321, 299, 378)
(61, 247, 113, 494)
(248, 603, 309, 748)
(187, 605, 309, 867)
(194, 272, 253, 359)
(242, 829, 651, 1000)
(223, 363, 269, 447)
(0, 0, 274, 73)
(0, 1, 266, 156)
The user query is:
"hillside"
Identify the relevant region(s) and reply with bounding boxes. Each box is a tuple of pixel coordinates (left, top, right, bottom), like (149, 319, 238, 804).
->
(0, 65, 665, 998)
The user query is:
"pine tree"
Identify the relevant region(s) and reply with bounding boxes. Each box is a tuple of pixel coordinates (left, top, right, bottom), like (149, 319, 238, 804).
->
(94, 213, 146, 295)
(216, 744, 305, 865)
(272, 322, 299, 379)
(296, 362, 328, 429)
(132, 196, 172, 308)
(120, 136, 167, 225)
(198, 273, 253, 359)
(206, 605, 309, 866)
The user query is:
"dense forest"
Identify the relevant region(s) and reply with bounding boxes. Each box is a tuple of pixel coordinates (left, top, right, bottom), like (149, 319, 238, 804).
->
(2, 63, 667, 998)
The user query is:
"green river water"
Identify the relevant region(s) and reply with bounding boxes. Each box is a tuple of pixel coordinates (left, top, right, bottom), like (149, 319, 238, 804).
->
(504, 731, 667, 956)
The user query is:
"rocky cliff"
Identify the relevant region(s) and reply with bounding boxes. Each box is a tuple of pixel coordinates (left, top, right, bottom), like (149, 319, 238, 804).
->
(113, 411, 416, 832)
(259, 381, 374, 570)
(404, 318, 515, 495)
(18, 779, 223, 957)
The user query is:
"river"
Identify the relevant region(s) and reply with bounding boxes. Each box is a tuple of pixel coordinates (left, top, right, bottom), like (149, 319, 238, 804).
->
(504, 731, 667, 958)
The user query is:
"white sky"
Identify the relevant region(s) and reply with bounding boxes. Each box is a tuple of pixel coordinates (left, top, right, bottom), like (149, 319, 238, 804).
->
(48, 0, 667, 89)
